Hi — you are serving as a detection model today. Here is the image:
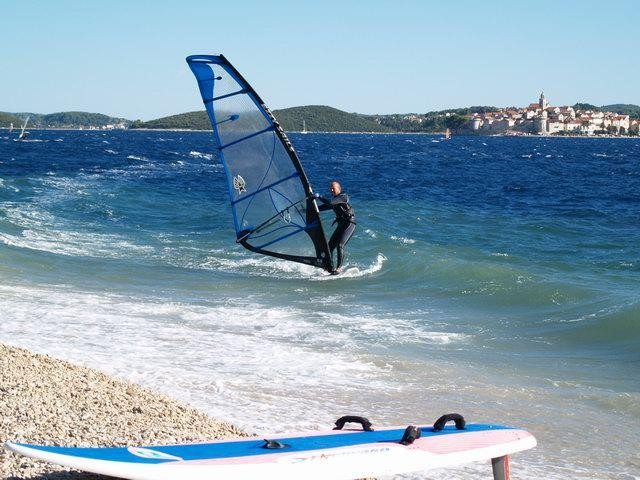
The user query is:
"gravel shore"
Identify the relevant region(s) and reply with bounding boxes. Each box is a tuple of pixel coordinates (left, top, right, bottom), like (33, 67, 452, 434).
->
(0, 343, 247, 479)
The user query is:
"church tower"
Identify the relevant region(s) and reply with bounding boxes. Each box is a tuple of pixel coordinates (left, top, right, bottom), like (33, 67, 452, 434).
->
(539, 91, 548, 109)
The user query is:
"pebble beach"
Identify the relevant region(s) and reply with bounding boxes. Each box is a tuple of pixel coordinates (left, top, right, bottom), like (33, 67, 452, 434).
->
(0, 343, 247, 479)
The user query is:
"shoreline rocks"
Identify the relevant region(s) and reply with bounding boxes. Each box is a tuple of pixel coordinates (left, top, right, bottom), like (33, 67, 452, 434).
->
(0, 343, 247, 479)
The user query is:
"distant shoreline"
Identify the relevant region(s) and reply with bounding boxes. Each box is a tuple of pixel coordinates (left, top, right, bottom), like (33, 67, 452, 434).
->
(2, 126, 638, 138)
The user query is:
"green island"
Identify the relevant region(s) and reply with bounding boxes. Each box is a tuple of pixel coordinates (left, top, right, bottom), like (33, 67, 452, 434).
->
(130, 106, 393, 133)
(0, 112, 23, 128)
(128, 105, 491, 133)
(0, 111, 130, 129)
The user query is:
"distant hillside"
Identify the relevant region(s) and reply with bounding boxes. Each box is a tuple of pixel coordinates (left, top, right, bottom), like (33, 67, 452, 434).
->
(8, 111, 131, 128)
(572, 103, 600, 111)
(131, 106, 393, 133)
(369, 106, 498, 133)
(274, 105, 392, 132)
(130, 111, 210, 130)
(601, 104, 640, 119)
(0, 112, 23, 128)
(572, 103, 640, 119)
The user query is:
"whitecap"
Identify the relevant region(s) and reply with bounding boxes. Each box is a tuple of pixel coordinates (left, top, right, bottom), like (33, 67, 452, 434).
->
(314, 253, 387, 280)
(189, 151, 214, 160)
(390, 235, 416, 244)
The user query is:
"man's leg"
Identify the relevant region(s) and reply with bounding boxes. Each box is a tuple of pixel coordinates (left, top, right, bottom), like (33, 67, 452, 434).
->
(335, 223, 355, 270)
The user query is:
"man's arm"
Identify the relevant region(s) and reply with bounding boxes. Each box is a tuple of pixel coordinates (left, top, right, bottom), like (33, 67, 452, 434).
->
(315, 194, 332, 211)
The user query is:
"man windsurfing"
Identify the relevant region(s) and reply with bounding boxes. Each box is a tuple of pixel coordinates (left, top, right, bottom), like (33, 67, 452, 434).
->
(315, 181, 356, 274)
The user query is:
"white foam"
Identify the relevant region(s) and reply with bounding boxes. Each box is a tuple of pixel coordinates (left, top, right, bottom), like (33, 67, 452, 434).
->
(0, 284, 397, 432)
(391, 235, 416, 244)
(0, 179, 20, 193)
(0, 229, 153, 258)
(0, 204, 153, 258)
(194, 251, 387, 281)
(189, 151, 214, 161)
(315, 253, 387, 280)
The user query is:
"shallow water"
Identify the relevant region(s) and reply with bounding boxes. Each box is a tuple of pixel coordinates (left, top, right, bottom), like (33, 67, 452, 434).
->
(1, 130, 639, 478)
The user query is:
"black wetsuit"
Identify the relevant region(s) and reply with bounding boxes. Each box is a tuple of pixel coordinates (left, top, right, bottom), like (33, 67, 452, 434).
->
(318, 192, 356, 271)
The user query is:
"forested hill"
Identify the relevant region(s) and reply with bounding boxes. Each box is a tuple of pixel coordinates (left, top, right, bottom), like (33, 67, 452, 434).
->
(4, 111, 131, 128)
(601, 104, 640, 119)
(130, 106, 392, 133)
(274, 106, 392, 132)
(130, 111, 210, 130)
(130, 105, 503, 133)
(0, 112, 23, 128)
(572, 103, 640, 119)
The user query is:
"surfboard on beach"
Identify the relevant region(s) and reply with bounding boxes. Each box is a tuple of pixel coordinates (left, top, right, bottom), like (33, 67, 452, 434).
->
(5, 416, 536, 480)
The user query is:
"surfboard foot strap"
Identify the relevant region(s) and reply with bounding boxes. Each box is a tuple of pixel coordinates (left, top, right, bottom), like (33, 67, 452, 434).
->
(399, 425, 422, 445)
(433, 413, 466, 431)
(261, 439, 290, 449)
(333, 416, 374, 431)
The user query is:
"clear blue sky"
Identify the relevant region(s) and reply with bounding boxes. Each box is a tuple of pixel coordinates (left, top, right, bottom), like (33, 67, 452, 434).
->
(2, 0, 638, 120)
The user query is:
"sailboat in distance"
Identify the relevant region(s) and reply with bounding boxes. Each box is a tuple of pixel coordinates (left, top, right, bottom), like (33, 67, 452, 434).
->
(444, 128, 451, 140)
(8, 123, 13, 133)
(16, 116, 30, 141)
(301, 119, 308, 134)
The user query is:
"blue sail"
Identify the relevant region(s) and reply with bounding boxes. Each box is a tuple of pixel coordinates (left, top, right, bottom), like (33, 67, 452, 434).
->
(186, 55, 332, 271)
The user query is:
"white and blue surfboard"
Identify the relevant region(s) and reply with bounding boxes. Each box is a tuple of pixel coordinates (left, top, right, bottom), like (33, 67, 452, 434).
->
(5, 416, 536, 480)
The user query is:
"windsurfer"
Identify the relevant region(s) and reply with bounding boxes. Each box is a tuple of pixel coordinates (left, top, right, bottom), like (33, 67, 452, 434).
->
(315, 181, 355, 273)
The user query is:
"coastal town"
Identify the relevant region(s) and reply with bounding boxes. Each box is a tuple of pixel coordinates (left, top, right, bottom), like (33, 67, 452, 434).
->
(463, 92, 636, 136)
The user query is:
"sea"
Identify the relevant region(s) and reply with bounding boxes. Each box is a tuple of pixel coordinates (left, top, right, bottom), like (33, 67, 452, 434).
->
(0, 129, 638, 479)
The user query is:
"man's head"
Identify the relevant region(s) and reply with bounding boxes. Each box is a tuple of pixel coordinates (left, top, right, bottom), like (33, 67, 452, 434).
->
(330, 181, 341, 196)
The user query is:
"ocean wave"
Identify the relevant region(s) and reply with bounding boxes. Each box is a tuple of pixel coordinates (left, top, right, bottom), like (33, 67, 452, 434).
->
(0, 283, 396, 433)
(189, 151, 214, 160)
(390, 235, 416, 244)
(0, 229, 154, 258)
(0, 179, 20, 193)
(316, 253, 387, 280)
(549, 302, 640, 355)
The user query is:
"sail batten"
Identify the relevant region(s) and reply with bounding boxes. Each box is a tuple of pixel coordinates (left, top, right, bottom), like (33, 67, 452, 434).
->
(186, 54, 333, 271)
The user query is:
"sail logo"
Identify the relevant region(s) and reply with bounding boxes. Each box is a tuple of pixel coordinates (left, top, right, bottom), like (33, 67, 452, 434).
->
(127, 447, 183, 461)
(280, 208, 292, 223)
(233, 174, 247, 194)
